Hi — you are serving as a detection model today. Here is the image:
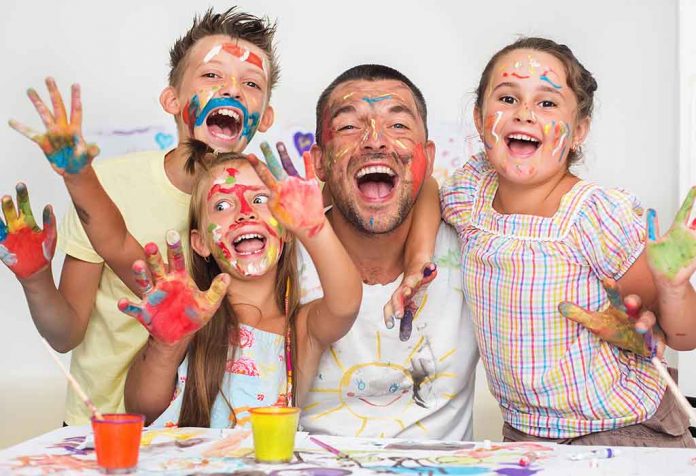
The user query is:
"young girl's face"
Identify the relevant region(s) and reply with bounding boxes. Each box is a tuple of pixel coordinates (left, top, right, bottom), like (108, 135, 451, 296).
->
(192, 160, 286, 278)
(475, 49, 589, 185)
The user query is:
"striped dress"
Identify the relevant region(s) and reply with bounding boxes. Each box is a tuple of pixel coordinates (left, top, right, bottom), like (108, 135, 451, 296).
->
(440, 153, 665, 438)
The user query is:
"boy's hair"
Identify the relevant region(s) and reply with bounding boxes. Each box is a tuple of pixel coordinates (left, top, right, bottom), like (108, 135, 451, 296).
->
(169, 7, 280, 93)
(314, 64, 428, 146)
(475, 37, 598, 165)
(178, 141, 299, 427)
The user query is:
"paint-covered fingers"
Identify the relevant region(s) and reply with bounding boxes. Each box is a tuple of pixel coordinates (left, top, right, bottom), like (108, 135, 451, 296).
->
(302, 151, 317, 180)
(7, 119, 43, 143)
(165, 230, 186, 274)
(601, 278, 625, 311)
(260, 141, 288, 180)
(558, 302, 598, 329)
(15, 183, 39, 231)
(144, 242, 167, 283)
(201, 273, 230, 310)
(383, 285, 409, 330)
(276, 142, 300, 177)
(675, 186, 696, 229)
(46, 77, 69, 127)
(131, 260, 154, 296)
(1, 194, 20, 233)
(69, 83, 83, 133)
(246, 153, 279, 191)
(646, 209, 659, 242)
(26, 87, 56, 129)
(117, 298, 148, 327)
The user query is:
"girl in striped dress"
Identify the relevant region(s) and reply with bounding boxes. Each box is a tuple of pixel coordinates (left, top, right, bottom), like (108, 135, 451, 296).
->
(440, 37, 696, 446)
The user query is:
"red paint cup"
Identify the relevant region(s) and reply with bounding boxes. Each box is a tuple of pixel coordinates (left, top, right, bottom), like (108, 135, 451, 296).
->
(91, 413, 144, 474)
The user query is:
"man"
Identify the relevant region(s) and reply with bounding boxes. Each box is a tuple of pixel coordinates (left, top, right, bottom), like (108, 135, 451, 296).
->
(298, 65, 478, 439)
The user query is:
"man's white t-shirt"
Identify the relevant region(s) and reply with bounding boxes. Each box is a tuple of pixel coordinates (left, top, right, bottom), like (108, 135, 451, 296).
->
(298, 223, 479, 440)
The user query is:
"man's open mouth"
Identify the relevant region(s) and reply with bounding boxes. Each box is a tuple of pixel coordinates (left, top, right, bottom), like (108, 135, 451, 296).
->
(206, 108, 242, 141)
(355, 165, 398, 200)
(505, 133, 541, 158)
(232, 233, 266, 256)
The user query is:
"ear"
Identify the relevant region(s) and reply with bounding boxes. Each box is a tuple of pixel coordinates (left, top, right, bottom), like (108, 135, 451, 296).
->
(160, 86, 181, 116)
(424, 140, 436, 178)
(473, 106, 484, 137)
(190, 228, 212, 259)
(256, 104, 275, 133)
(311, 144, 328, 182)
(572, 116, 590, 147)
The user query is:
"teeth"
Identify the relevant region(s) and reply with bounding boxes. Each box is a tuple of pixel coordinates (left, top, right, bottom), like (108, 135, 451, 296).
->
(356, 166, 396, 179)
(233, 233, 263, 245)
(213, 108, 241, 121)
(508, 133, 539, 143)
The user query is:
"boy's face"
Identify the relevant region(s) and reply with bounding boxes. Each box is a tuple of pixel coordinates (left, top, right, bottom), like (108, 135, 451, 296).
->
(163, 34, 275, 153)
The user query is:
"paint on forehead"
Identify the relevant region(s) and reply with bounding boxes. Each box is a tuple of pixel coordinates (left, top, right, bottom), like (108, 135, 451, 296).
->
(207, 168, 240, 200)
(203, 43, 267, 73)
(362, 94, 392, 104)
(540, 70, 562, 89)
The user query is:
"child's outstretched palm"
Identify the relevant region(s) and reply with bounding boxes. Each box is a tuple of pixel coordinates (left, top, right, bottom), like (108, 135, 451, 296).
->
(9, 77, 99, 175)
(646, 186, 696, 286)
(0, 183, 56, 279)
(118, 231, 230, 344)
(248, 141, 325, 239)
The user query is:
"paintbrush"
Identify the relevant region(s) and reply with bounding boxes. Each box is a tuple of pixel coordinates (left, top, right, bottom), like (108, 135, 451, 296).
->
(651, 356, 696, 425)
(309, 436, 354, 460)
(40, 338, 104, 420)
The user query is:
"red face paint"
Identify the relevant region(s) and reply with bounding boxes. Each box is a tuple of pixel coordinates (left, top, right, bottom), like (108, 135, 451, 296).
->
(208, 183, 261, 215)
(221, 44, 265, 71)
(410, 143, 428, 196)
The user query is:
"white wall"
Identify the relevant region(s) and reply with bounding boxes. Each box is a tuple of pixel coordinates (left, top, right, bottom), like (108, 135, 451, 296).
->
(0, 0, 679, 447)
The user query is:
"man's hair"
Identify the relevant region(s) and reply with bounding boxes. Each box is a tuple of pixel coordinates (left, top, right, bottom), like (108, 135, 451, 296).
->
(168, 7, 280, 92)
(315, 64, 428, 146)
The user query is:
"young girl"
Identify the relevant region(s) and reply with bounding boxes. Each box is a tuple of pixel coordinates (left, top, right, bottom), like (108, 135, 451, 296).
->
(437, 37, 696, 446)
(121, 144, 362, 427)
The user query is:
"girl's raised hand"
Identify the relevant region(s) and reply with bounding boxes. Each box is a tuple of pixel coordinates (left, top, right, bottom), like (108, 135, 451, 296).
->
(0, 183, 56, 279)
(646, 187, 696, 287)
(9, 77, 99, 175)
(558, 279, 661, 357)
(247, 141, 325, 239)
(118, 231, 230, 344)
(383, 263, 437, 341)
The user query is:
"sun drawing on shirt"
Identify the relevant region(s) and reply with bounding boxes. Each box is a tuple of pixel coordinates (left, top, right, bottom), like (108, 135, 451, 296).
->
(304, 296, 457, 437)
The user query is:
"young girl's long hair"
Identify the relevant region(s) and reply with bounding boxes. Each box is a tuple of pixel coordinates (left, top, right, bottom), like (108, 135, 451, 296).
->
(178, 141, 299, 427)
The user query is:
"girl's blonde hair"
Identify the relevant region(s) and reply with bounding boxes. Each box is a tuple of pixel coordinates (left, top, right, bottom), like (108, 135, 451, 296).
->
(178, 141, 299, 427)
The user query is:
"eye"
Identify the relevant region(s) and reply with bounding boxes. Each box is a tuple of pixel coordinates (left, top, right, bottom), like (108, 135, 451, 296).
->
(500, 95, 516, 105)
(337, 124, 357, 132)
(214, 200, 232, 211)
(392, 123, 409, 130)
(202, 72, 221, 79)
(252, 194, 269, 204)
(244, 80, 261, 90)
(539, 100, 556, 108)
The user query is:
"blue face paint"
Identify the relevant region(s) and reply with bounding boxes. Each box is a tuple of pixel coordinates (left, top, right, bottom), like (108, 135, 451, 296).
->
(362, 95, 392, 104)
(647, 208, 657, 241)
(540, 74, 562, 89)
(187, 95, 261, 142)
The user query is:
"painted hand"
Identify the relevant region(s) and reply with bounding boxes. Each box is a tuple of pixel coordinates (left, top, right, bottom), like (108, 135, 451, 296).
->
(247, 141, 325, 239)
(9, 77, 99, 175)
(118, 231, 231, 344)
(646, 187, 696, 286)
(0, 183, 56, 279)
(383, 263, 438, 341)
(558, 279, 659, 357)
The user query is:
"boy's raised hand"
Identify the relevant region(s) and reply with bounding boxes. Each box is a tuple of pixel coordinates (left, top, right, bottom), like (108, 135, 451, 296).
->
(247, 141, 325, 239)
(118, 231, 230, 344)
(0, 183, 56, 279)
(646, 186, 696, 286)
(558, 279, 661, 357)
(9, 77, 99, 175)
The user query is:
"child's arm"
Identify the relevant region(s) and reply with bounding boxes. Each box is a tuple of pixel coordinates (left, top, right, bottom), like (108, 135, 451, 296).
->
(123, 235, 229, 422)
(0, 182, 101, 351)
(10, 77, 148, 296)
(384, 177, 440, 336)
(252, 146, 362, 347)
(642, 188, 696, 350)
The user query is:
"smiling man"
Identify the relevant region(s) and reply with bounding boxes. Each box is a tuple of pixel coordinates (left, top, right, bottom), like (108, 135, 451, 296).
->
(297, 65, 478, 439)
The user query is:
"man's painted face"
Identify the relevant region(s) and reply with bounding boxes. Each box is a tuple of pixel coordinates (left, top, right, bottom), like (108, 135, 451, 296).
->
(201, 162, 285, 277)
(177, 35, 272, 153)
(318, 80, 432, 234)
(477, 49, 586, 185)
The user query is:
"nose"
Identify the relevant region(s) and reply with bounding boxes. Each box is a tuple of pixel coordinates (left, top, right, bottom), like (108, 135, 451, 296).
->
(236, 211, 256, 222)
(220, 78, 242, 100)
(361, 118, 387, 151)
(513, 103, 536, 124)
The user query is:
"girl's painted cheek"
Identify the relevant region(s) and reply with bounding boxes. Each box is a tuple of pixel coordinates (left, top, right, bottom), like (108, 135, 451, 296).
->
(483, 112, 503, 150)
(542, 121, 571, 161)
(207, 223, 233, 265)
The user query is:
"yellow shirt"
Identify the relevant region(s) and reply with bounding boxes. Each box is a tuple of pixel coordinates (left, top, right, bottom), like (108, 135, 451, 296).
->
(58, 150, 190, 425)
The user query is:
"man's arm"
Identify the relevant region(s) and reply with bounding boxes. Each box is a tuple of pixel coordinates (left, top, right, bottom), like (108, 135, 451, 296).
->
(21, 255, 102, 353)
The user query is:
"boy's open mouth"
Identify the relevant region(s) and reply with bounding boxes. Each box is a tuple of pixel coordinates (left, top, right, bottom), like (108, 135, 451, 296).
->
(355, 165, 398, 201)
(232, 233, 266, 256)
(505, 133, 541, 158)
(206, 107, 242, 141)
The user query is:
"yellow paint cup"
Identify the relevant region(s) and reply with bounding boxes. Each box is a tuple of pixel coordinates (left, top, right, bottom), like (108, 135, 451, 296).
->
(249, 407, 301, 463)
